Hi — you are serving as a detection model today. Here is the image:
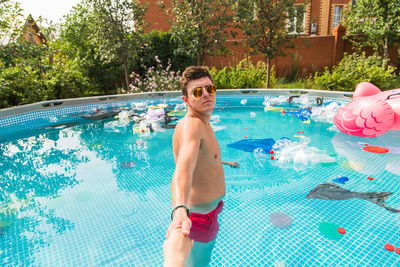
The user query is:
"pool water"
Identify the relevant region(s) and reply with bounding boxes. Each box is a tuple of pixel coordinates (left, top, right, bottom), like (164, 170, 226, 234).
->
(1, 96, 400, 266)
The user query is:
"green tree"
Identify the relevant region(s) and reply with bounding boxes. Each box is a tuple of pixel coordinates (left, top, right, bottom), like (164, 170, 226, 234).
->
(343, 0, 400, 61)
(233, 0, 305, 88)
(88, 0, 147, 91)
(60, 1, 121, 95)
(0, 0, 23, 45)
(159, 0, 234, 66)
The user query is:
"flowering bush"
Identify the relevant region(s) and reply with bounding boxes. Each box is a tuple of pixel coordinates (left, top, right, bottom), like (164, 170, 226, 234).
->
(127, 56, 181, 93)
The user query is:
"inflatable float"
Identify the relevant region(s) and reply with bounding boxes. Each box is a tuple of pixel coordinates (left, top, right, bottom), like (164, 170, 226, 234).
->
(334, 82, 400, 137)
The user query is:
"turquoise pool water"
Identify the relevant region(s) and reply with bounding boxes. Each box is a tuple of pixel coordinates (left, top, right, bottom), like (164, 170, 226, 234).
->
(1, 95, 400, 266)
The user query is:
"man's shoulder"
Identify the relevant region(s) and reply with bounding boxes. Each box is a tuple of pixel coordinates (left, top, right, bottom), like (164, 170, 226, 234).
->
(176, 116, 205, 134)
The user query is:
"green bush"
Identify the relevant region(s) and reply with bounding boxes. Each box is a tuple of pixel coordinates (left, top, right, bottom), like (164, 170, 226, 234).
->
(209, 58, 276, 89)
(313, 52, 397, 91)
(0, 43, 90, 108)
(134, 30, 196, 75)
(0, 62, 47, 108)
(43, 58, 90, 99)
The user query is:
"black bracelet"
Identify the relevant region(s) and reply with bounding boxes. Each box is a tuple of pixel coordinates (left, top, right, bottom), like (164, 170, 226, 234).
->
(171, 205, 190, 221)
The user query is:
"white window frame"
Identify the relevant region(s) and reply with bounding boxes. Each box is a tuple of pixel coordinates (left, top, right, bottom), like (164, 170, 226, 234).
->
(287, 5, 306, 34)
(333, 5, 343, 29)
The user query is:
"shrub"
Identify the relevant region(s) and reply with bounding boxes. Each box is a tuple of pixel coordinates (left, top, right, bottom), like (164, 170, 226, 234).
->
(43, 58, 90, 99)
(0, 62, 47, 108)
(0, 43, 90, 108)
(128, 56, 181, 93)
(209, 58, 276, 89)
(133, 31, 196, 76)
(313, 52, 397, 91)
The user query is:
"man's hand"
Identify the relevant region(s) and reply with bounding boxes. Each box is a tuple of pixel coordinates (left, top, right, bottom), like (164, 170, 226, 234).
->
(166, 208, 192, 239)
(222, 161, 240, 168)
(163, 227, 193, 267)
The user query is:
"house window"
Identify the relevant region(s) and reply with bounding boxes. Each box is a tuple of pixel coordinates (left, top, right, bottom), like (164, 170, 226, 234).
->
(288, 5, 306, 34)
(333, 5, 343, 29)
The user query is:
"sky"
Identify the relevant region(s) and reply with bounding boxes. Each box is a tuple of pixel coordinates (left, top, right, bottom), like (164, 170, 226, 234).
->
(18, 0, 81, 24)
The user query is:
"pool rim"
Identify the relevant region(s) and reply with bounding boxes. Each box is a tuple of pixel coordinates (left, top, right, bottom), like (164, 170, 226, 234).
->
(0, 88, 352, 119)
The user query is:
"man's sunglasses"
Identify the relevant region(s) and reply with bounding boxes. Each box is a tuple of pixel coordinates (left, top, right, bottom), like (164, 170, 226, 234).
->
(191, 84, 217, 98)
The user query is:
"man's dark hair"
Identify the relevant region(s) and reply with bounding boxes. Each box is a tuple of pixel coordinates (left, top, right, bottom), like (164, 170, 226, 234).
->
(180, 66, 213, 96)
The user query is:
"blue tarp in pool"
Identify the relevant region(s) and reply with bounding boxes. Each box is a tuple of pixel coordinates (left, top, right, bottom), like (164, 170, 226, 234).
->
(227, 138, 275, 153)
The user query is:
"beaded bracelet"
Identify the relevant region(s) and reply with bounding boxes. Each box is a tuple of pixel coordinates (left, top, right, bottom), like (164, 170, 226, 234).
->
(171, 205, 190, 221)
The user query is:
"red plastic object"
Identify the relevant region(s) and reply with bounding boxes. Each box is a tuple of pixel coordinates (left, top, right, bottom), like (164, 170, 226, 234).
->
(271, 156, 275, 160)
(363, 146, 389, 154)
(244, 136, 247, 138)
(385, 244, 395, 252)
(396, 248, 400, 255)
(337, 228, 346, 234)
(282, 110, 286, 114)
(297, 131, 304, 133)
(368, 176, 374, 180)
(269, 150, 274, 155)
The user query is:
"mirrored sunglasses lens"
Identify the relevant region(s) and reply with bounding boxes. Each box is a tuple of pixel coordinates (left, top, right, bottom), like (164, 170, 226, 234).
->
(193, 87, 202, 98)
(207, 84, 216, 94)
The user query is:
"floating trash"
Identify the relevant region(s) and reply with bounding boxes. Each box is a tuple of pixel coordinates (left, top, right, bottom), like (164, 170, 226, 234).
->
(121, 161, 136, 169)
(269, 212, 292, 229)
(46, 197, 67, 209)
(89, 143, 104, 149)
(318, 222, 344, 241)
(332, 176, 349, 184)
(0, 220, 11, 234)
(341, 161, 364, 172)
(274, 261, 287, 267)
(385, 244, 395, 252)
(363, 146, 389, 154)
(75, 191, 94, 202)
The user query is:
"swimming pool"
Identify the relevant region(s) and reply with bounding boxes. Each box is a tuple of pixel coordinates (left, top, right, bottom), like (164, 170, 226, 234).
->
(1, 91, 400, 266)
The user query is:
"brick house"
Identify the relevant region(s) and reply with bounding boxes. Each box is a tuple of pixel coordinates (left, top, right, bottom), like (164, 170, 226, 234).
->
(142, 0, 396, 76)
(144, 0, 352, 37)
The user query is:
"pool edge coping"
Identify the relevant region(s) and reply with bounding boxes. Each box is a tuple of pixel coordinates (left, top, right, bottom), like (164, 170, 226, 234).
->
(0, 89, 352, 119)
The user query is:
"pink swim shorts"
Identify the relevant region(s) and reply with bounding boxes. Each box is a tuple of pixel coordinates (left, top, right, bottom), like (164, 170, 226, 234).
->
(189, 200, 224, 243)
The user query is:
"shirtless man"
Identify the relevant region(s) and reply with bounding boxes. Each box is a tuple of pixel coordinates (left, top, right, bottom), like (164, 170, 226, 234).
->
(166, 66, 238, 266)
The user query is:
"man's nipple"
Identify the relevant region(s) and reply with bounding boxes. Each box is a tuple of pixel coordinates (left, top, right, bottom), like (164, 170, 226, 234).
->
(215, 154, 218, 159)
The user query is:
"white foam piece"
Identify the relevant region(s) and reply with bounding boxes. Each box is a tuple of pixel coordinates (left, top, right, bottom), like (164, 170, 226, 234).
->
(250, 112, 256, 118)
(311, 102, 340, 124)
(292, 95, 312, 108)
(328, 125, 339, 132)
(211, 125, 226, 132)
(146, 108, 165, 119)
(174, 103, 186, 111)
(131, 102, 147, 110)
(274, 138, 335, 169)
(240, 99, 247, 105)
(211, 115, 220, 124)
(104, 120, 129, 133)
(263, 96, 287, 106)
(117, 110, 130, 122)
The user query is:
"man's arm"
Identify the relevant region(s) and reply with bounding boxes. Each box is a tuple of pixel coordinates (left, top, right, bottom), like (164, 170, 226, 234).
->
(168, 119, 202, 236)
(163, 227, 193, 267)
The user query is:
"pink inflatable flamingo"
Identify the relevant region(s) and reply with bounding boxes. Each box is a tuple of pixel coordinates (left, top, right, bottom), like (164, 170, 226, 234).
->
(334, 82, 400, 137)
